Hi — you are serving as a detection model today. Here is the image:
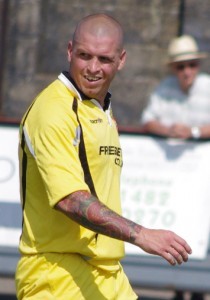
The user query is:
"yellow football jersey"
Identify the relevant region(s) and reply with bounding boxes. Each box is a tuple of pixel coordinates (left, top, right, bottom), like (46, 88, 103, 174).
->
(18, 72, 125, 260)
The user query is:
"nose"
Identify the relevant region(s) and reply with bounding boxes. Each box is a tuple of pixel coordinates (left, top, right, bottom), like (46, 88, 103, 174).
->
(182, 68, 195, 80)
(87, 57, 100, 73)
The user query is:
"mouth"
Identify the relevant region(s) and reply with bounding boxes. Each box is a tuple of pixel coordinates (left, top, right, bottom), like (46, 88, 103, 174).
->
(84, 75, 102, 82)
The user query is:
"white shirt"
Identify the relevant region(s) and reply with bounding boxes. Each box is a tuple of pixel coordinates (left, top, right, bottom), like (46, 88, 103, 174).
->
(140, 73, 210, 127)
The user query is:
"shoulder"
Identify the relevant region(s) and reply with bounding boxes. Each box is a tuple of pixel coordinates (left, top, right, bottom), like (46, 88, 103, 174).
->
(161, 74, 177, 85)
(154, 76, 178, 91)
(196, 73, 210, 83)
(23, 79, 78, 135)
(193, 73, 210, 92)
(34, 79, 75, 116)
(152, 75, 180, 99)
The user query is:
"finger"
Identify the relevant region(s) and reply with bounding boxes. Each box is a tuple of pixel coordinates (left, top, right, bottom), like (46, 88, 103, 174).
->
(170, 242, 189, 262)
(174, 236, 192, 255)
(162, 251, 176, 266)
(180, 248, 189, 262)
(168, 246, 184, 265)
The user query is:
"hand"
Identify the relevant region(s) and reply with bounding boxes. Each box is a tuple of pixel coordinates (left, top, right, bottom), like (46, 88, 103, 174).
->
(135, 227, 192, 266)
(169, 124, 191, 139)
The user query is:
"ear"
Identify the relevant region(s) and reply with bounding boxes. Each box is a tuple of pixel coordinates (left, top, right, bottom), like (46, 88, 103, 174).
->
(67, 41, 73, 62)
(118, 49, 126, 71)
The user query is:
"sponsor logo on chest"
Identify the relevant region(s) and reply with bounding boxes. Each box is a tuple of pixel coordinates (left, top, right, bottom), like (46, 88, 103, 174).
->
(99, 146, 123, 167)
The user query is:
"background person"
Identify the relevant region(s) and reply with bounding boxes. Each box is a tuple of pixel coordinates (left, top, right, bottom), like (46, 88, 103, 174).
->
(140, 35, 210, 141)
(140, 35, 209, 300)
(15, 14, 192, 300)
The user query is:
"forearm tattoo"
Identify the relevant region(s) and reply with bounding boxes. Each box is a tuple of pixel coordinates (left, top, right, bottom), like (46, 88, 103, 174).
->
(56, 191, 142, 244)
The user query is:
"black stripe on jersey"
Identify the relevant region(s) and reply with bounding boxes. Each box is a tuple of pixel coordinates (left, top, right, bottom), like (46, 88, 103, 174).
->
(72, 98, 98, 198)
(20, 102, 35, 225)
(20, 135, 27, 211)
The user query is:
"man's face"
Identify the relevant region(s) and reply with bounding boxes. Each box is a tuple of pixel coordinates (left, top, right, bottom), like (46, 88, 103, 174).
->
(171, 60, 200, 92)
(67, 32, 126, 104)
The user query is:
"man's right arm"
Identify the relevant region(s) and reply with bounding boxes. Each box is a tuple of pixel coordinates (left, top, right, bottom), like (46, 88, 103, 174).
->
(55, 190, 192, 266)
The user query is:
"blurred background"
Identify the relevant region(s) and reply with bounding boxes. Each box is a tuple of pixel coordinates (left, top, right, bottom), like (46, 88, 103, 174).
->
(1, 0, 210, 125)
(1, 1, 210, 299)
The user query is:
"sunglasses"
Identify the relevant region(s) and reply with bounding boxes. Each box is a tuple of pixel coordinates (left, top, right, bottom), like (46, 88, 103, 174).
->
(175, 61, 199, 71)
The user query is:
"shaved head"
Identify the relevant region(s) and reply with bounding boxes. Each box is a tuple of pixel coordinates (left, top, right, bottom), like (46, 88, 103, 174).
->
(73, 14, 124, 51)
(68, 13, 126, 104)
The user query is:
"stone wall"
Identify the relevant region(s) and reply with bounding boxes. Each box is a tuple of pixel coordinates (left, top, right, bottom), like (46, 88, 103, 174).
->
(1, 0, 210, 125)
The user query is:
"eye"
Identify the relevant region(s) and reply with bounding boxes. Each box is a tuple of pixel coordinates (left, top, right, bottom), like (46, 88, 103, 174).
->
(99, 56, 113, 63)
(78, 52, 91, 60)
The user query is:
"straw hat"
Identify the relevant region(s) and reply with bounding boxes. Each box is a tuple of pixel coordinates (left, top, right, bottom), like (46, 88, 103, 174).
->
(167, 35, 207, 64)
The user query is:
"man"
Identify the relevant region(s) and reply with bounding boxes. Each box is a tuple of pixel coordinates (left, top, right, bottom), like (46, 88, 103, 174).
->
(16, 14, 192, 300)
(140, 35, 209, 300)
(140, 35, 210, 141)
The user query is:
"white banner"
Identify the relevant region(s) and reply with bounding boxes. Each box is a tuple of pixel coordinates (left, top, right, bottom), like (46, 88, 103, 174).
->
(0, 126, 19, 203)
(120, 134, 210, 260)
(0, 125, 21, 247)
(1, 126, 210, 257)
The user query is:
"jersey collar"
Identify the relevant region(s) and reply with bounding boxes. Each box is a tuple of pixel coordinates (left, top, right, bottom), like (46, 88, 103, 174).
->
(58, 71, 112, 111)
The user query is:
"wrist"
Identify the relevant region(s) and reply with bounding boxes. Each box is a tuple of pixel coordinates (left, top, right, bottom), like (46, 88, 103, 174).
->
(132, 225, 144, 246)
(191, 126, 201, 139)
